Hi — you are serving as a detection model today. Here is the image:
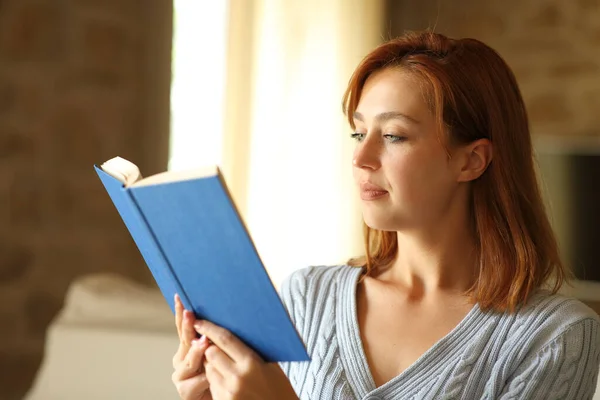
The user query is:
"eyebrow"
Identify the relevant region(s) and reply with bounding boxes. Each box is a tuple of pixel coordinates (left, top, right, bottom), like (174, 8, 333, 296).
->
(353, 111, 420, 124)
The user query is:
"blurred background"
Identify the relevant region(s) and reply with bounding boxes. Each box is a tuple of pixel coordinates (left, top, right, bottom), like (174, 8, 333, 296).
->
(1, 0, 599, 399)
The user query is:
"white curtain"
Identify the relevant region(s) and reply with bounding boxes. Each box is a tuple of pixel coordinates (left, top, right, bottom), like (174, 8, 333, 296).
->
(169, 0, 229, 170)
(222, 0, 385, 287)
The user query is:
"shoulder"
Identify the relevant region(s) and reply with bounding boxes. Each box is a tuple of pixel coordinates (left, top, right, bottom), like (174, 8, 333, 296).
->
(281, 265, 357, 301)
(278, 264, 361, 326)
(284, 263, 360, 282)
(496, 292, 600, 397)
(516, 291, 599, 336)
(505, 290, 600, 361)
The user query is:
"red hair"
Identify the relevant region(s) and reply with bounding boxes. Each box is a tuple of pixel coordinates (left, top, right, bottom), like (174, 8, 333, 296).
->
(344, 31, 569, 312)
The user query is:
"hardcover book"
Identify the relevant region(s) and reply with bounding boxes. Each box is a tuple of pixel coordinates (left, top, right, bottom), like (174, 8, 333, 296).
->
(94, 156, 309, 363)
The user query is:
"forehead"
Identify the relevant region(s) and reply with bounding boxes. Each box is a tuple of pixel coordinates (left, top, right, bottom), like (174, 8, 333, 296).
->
(355, 68, 431, 121)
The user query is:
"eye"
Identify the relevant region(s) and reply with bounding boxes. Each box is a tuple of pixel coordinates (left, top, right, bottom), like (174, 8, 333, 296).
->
(384, 134, 407, 143)
(350, 132, 366, 142)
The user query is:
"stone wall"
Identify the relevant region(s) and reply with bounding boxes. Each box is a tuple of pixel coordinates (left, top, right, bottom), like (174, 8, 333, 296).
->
(387, 0, 600, 138)
(0, 0, 172, 398)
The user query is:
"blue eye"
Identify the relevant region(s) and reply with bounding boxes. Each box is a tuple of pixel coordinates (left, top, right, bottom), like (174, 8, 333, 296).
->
(384, 134, 407, 143)
(350, 133, 365, 142)
(351, 133, 407, 143)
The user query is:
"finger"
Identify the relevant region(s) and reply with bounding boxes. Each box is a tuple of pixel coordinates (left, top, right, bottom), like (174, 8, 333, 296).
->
(187, 337, 209, 373)
(173, 335, 192, 368)
(183, 310, 196, 346)
(173, 337, 210, 380)
(172, 295, 188, 368)
(175, 294, 183, 338)
(204, 360, 226, 396)
(194, 320, 258, 363)
(173, 310, 197, 368)
(204, 344, 236, 377)
(175, 372, 210, 400)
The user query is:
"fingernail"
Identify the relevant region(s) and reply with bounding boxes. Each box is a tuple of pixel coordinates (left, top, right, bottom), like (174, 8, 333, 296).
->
(193, 321, 203, 331)
(193, 336, 207, 347)
(174, 293, 179, 303)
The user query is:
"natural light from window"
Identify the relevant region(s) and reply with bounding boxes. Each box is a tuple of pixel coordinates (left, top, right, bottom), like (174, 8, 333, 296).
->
(169, 0, 229, 171)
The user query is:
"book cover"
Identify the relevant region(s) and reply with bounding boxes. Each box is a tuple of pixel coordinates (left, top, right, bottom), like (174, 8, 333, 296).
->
(94, 165, 309, 363)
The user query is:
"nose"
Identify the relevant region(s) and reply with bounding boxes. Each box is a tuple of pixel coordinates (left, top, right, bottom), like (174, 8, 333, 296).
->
(353, 134, 381, 170)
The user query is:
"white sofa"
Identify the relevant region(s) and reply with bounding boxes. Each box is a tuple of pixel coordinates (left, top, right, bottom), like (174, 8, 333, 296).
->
(26, 274, 600, 399)
(25, 274, 180, 400)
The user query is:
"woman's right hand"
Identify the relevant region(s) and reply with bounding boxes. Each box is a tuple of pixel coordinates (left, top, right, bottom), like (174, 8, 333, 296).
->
(171, 294, 212, 399)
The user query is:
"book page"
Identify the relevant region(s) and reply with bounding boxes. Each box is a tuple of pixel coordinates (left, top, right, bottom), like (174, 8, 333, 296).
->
(131, 165, 219, 187)
(100, 156, 219, 187)
(100, 157, 142, 186)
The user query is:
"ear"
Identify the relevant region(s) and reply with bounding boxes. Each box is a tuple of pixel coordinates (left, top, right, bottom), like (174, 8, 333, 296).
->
(456, 138, 493, 183)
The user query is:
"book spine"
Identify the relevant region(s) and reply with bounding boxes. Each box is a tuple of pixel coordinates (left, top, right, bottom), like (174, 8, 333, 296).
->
(127, 190, 194, 313)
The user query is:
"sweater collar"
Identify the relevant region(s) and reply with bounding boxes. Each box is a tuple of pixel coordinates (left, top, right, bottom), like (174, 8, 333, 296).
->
(335, 265, 486, 399)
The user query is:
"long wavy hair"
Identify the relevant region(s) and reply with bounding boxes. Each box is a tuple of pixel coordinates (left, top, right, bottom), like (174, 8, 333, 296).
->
(343, 31, 569, 312)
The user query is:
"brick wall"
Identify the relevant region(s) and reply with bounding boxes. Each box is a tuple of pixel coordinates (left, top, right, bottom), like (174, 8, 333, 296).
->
(387, 0, 600, 137)
(386, 0, 600, 310)
(0, 0, 172, 398)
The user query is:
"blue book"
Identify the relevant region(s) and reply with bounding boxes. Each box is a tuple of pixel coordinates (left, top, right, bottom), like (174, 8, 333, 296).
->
(94, 157, 309, 363)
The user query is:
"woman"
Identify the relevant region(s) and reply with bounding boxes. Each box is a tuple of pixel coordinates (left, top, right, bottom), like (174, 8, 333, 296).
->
(171, 31, 600, 399)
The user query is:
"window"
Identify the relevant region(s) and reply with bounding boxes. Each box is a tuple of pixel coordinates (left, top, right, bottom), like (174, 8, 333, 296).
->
(169, 0, 229, 171)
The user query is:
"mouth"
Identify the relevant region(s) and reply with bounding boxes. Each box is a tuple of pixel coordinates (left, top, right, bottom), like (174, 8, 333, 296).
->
(360, 189, 388, 201)
(359, 182, 388, 201)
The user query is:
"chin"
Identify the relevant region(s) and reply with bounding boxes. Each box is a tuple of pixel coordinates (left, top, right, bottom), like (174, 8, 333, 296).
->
(362, 213, 402, 232)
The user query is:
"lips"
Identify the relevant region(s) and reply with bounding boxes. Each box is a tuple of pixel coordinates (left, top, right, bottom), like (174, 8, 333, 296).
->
(360, 182, 388, 200)
(360, 182, 386, 192)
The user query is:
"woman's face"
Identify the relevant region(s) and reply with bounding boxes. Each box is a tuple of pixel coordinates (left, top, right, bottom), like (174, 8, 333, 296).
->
(352, 68, 466, 232)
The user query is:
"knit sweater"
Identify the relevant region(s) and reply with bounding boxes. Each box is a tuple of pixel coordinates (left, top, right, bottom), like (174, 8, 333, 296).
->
(278, 265, 600, 400)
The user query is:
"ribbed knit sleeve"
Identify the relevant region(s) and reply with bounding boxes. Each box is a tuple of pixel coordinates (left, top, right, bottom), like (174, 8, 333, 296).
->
(499, 318, 600, 400)
(278, 267, 312, 384)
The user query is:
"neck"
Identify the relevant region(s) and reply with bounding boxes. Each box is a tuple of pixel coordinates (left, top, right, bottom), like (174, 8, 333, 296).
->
(377, 196, 477, 297)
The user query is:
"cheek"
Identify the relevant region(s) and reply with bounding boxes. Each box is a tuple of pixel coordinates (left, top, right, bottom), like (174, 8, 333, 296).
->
(386, 155, 421, 192)
(388, 152, 450, 201)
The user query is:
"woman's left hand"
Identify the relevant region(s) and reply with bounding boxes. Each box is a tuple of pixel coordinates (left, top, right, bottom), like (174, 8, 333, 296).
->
(193, 320, 298, 400)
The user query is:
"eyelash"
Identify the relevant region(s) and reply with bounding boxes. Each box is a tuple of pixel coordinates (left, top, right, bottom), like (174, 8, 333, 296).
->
(350, 133, 407, 143)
